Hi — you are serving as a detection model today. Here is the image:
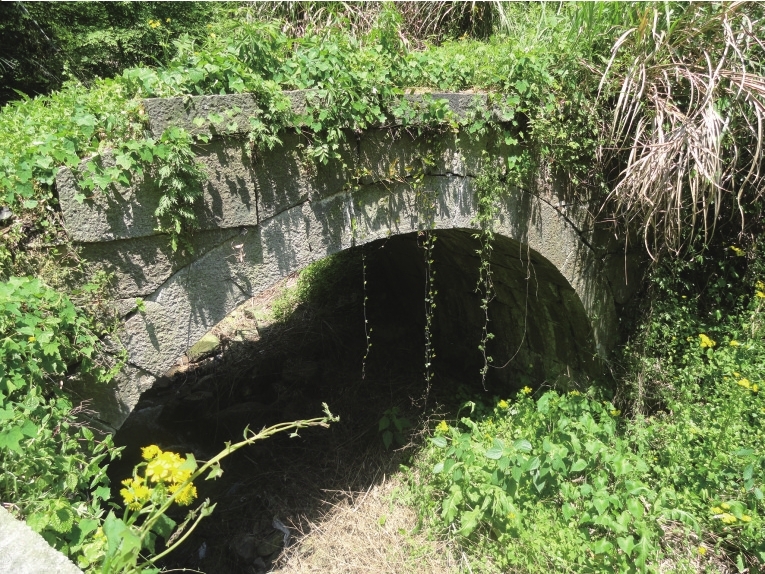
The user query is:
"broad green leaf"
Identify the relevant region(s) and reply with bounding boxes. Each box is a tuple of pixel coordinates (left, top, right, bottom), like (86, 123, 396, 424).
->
(0, 426, 24, 452)
(442, 485, 463, 524)
(590, 538, 613, 555)
(627, 498, 644, 519)
(617, 535, 635, 556)
(593, 496, 609, 515)
(151, 513, 176, 540)
(513, 439, 532, 453)
(458, 508, 480, 537)
(431, 436, 447, 448)
(485, 439, 504, 460)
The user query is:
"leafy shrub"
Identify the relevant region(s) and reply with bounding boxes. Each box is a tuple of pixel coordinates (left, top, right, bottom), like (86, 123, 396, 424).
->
(0, 277, 120, 564)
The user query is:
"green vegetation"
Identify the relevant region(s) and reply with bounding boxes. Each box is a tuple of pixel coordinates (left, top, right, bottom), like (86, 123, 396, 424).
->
(406, 240, 765, 572)
(0, 1, 764, 572)
(0, 277, 120, 558)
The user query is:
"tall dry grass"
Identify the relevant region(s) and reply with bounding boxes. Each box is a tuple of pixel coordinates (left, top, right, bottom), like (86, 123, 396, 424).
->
(597, 2, 765, 257)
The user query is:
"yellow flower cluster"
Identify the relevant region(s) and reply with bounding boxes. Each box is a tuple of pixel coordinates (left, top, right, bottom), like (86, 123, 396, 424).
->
(148, 19, 162, 29)
(497, 400, 509, 409)
(120, 445, 198, 510)
(736, 378, 759, 393)
(436, 420, 449, 433)
(755, 280, 765, 298)
(729, 245, 745, 257)
(120, 476, 152, 511)
(699, 334, 716, 348)
(610, 409, 621, 417)
(521, 386, 532, 395)
(568, 390, 581, 396)
(711, 503, 752, 525)
(169, 482, 198, 506)
(146, 450, 192, 485)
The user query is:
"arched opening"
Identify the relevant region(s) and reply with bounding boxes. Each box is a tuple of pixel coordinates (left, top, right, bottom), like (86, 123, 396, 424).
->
(109, 228, 602, 571)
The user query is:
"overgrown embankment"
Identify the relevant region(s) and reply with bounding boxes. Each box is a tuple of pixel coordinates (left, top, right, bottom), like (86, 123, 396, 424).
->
(1, 2, 764, 573)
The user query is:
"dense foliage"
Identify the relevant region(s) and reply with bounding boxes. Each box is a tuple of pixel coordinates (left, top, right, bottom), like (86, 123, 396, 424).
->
(0, 277, 120, 562)
(0, 2, 229, 105)
(407, 237, 765, 572)
(0, 2, 764, 572)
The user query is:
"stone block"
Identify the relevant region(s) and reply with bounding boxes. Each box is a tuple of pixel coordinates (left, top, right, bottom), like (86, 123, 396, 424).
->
(0, 506, 83, 574)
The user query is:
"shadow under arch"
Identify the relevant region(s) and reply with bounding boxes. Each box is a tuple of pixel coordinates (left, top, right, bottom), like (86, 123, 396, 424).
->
(108, 226, 607, 572)
(76, 168, 616, 431)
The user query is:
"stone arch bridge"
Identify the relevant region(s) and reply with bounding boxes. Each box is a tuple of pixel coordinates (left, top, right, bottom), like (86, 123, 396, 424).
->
(57, 92, 635, 431)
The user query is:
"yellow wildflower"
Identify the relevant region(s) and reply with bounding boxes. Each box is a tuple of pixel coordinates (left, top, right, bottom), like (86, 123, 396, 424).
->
(610, 409, 621, 417)
(27, 336, 35, 342)
(146, 451, 188, 484)
(521, 386, 532, 395)
(737, 378, 752, 389)
(699, 334, 716, 348)
(165, 18, 171, 23)
(498, 400, 509, 409)
(436, 420, 449, 433)
(753, 384, 759, 393)
(120, 476, 152, 511)
(757, 291, 765, 299)
(141, 444, 162, 461)
(721, 513, 737, 524)
(757, 280, 765, 291)
(711, 506, 722, 514)
(169, 482, 197, 506)
(698, 546, 707, 556)
(569, 390, 581, 396)
(729, 340, 740, 346)
(730, 245, 745, 256)
(742, 515, 752, 522)
(720, 502, 730, 510)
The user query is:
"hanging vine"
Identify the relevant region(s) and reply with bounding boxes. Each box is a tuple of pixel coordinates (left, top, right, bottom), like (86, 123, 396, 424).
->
(472, 153, 507, 388)
(361, 249, 372, 379)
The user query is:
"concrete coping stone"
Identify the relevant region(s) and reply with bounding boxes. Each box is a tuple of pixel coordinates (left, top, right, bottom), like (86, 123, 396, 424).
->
(143, 90, 514, 138)
(0, 506, 82, 574)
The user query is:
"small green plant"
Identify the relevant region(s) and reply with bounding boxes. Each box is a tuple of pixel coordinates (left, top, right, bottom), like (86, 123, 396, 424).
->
(378, 407, 411, 450)
(97, 405, 338, 573)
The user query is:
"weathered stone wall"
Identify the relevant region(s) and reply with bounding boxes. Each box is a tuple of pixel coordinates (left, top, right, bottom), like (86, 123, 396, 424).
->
(57, 91, 629, 430)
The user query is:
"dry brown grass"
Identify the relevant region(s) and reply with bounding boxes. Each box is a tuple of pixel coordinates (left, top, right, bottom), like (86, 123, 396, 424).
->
(274, 474, 457, 574)
(237, 1, 496, 46)
(599, 2, 765, 257)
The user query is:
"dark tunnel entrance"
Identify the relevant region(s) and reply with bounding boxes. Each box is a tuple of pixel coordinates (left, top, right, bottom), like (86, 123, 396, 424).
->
(109, 228, 601, 572)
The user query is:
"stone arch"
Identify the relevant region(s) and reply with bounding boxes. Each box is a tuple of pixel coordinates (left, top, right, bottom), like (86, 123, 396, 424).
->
(57, 92, 621, 430)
